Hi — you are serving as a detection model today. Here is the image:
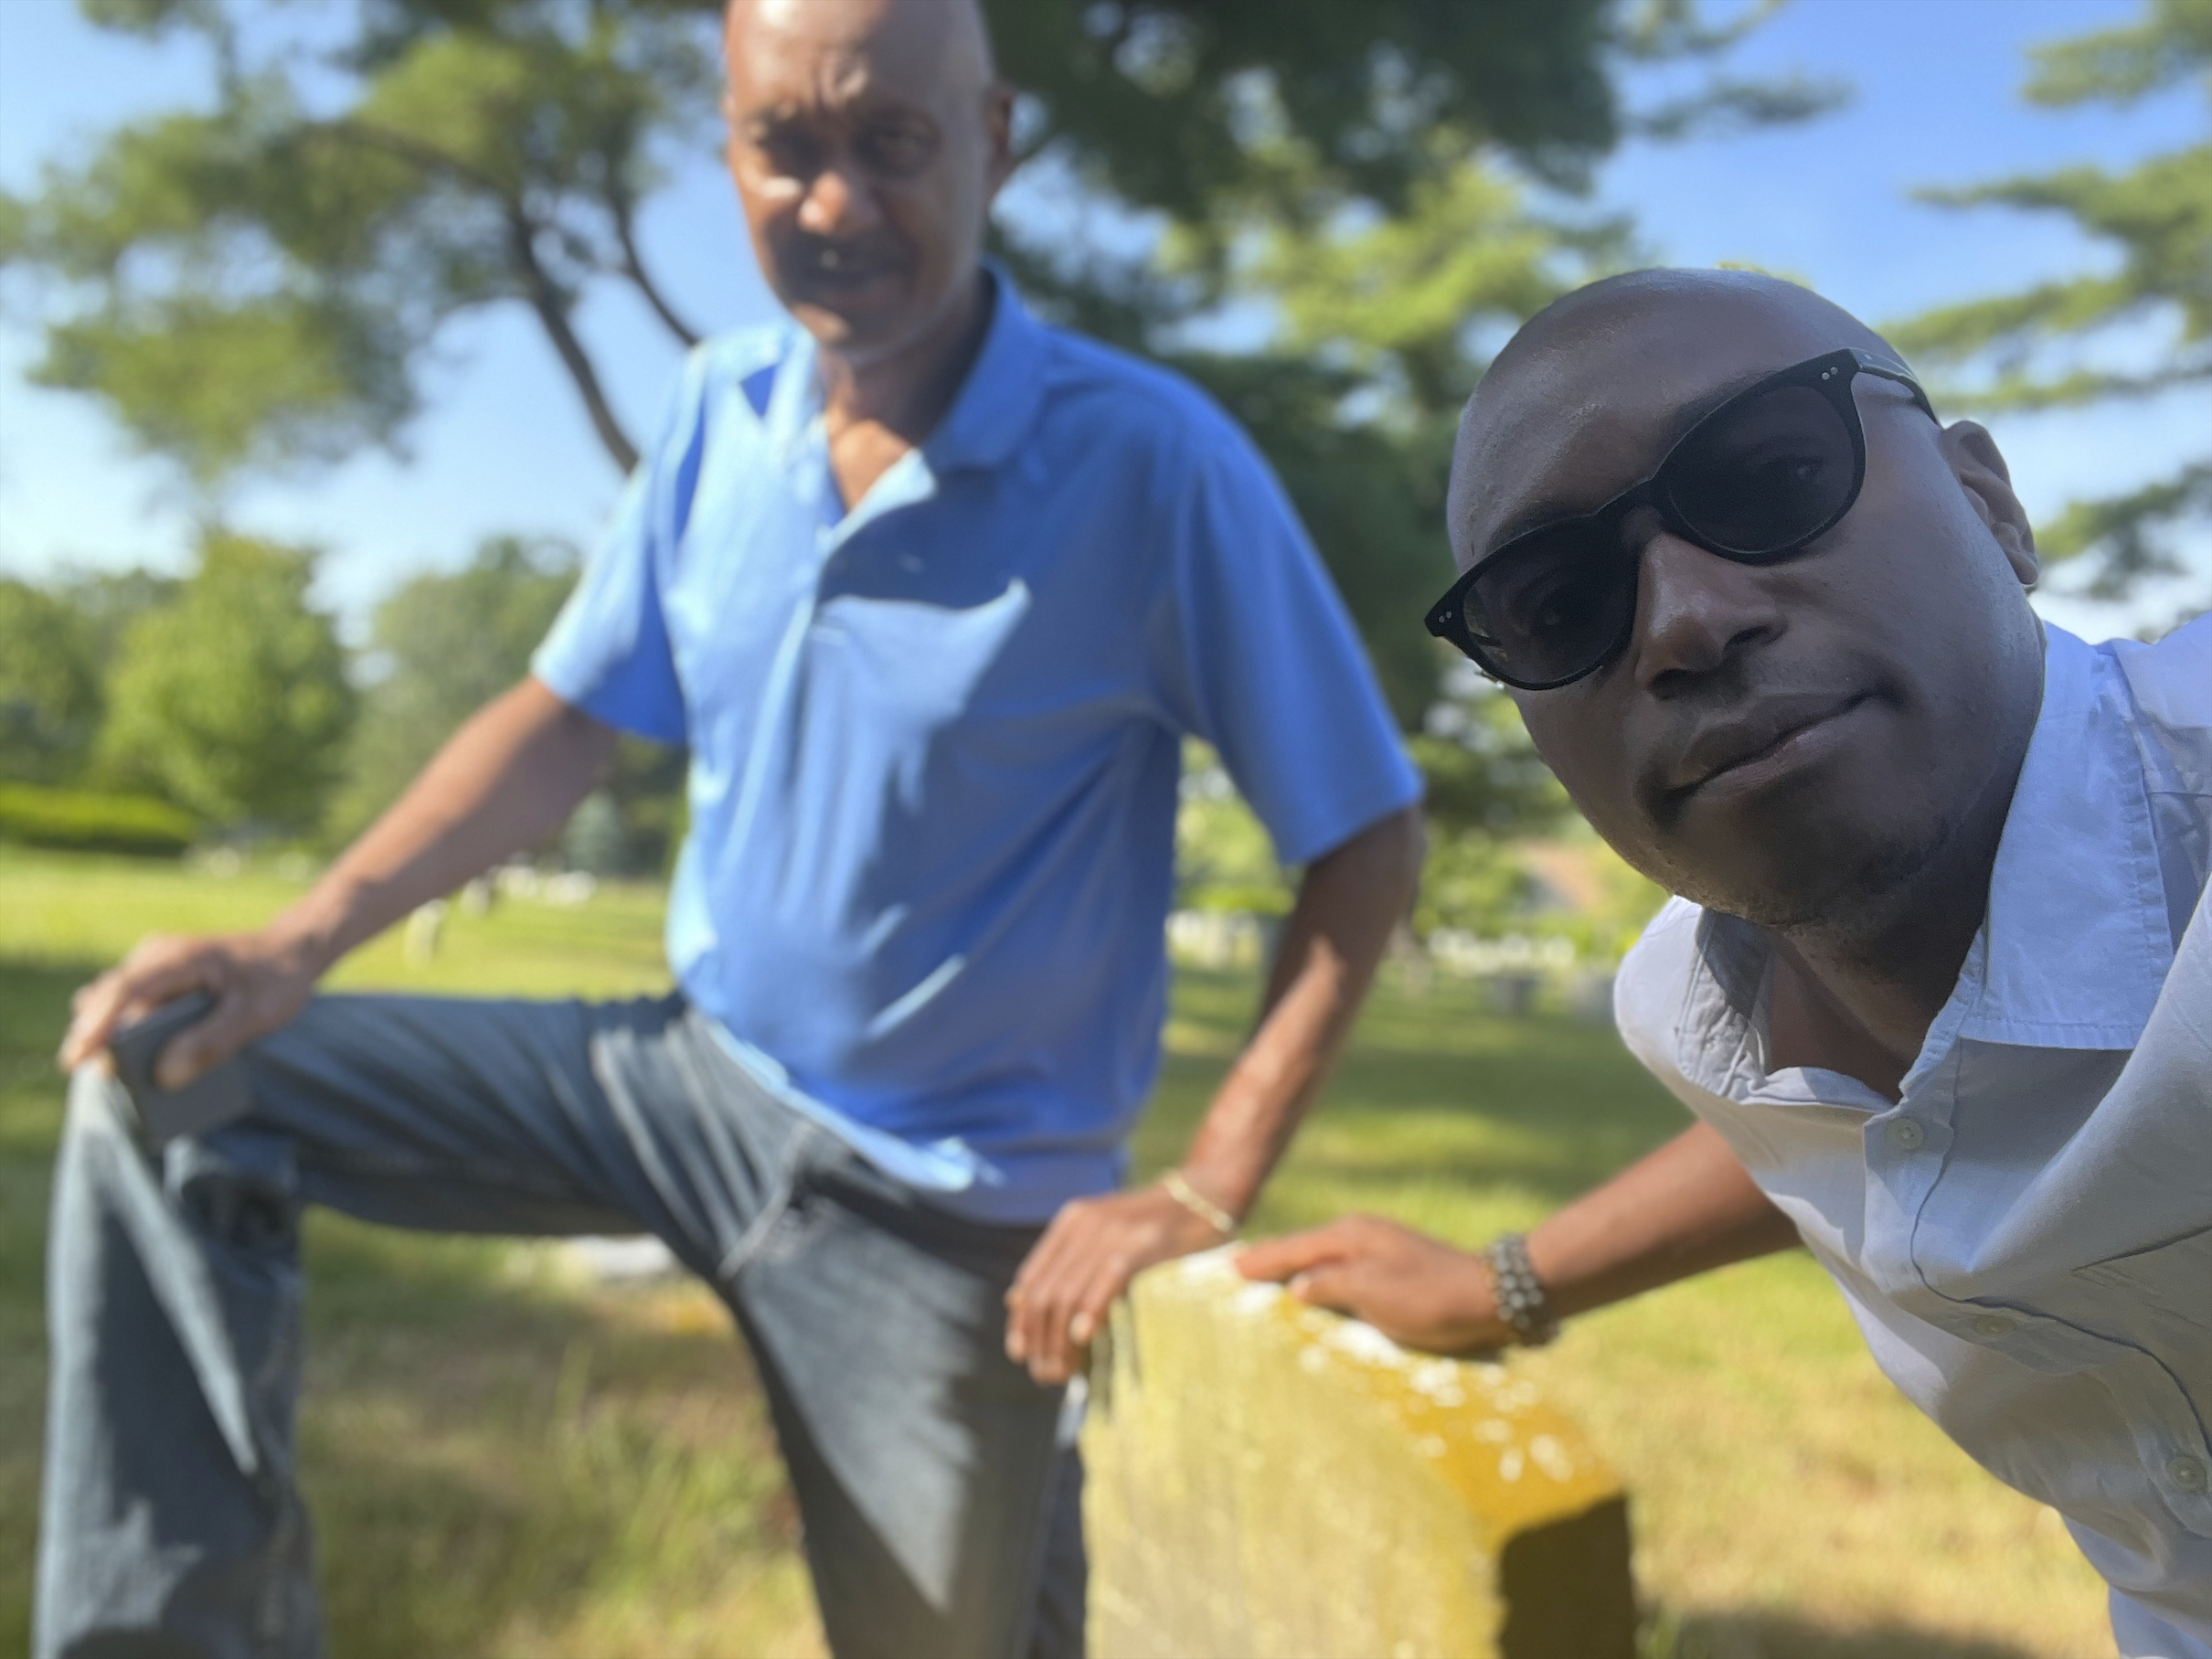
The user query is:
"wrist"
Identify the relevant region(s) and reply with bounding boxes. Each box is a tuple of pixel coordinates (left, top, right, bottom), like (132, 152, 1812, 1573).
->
(1479, 1231, 1559, 1347)
(267, 888, 355, 979)
(1446, 1250, 1512, 1344)
(1159, 1167, 1240, 1239)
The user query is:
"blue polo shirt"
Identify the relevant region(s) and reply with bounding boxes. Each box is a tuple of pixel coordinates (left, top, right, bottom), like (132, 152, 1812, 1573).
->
(533, 274, 1420, 1222)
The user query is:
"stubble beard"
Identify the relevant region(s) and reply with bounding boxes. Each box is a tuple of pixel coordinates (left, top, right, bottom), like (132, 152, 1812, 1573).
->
(1679, 764, 2026, 1015)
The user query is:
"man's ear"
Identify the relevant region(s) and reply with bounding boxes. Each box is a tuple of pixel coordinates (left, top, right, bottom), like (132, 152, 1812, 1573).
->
(1942, 420, 2038, 588)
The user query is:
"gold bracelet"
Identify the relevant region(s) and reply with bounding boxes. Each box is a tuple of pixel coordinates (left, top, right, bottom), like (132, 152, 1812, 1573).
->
(1161, 1168, 1239, 1238)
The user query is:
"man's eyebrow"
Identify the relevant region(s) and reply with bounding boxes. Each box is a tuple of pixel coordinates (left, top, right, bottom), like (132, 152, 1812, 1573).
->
(730, 92, 933, 133)
(725, 96, 798, 128)
(1483, 495, 1588, 554)
(1475, 360, 1792, 557)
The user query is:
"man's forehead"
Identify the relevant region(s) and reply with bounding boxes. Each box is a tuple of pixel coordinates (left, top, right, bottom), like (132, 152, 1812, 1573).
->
(727, 0, 982, 111)
(1450, 285, 1879, 564)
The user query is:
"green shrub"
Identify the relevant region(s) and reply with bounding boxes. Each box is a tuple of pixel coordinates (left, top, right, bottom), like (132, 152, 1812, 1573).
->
(0, 784, 198, 857)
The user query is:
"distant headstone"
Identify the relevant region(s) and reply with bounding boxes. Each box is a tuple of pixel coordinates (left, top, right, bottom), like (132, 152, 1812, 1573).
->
(401, 899, 447, 965)
(562, 789, 628, 877)
(1083, 1250, 1636, 1659)
(558, 1235, 681, 1283)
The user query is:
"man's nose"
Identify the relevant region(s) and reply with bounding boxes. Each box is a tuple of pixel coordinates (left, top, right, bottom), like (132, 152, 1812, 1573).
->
(797, 158, 883, 239)
(1628, 530, 1787, 692)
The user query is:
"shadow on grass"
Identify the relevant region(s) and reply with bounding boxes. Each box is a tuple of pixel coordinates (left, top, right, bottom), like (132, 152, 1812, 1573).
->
(0, 957, 85, 1147)
(1654, 1611, 2060, 1659)
(0, 959, 81, 1649)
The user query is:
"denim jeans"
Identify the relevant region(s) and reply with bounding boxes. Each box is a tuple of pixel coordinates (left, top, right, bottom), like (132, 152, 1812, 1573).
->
(37, 993, 1085, 1659)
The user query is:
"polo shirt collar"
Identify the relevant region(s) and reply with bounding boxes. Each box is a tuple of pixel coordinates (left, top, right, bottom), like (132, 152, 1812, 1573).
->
(922, 263, 1051, 474)
(765, 266, 1050, 486)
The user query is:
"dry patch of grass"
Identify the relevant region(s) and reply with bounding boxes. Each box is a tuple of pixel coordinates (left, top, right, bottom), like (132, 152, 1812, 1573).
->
(299, 1237, 823, 1659)
(0, 849, 2111, 1656)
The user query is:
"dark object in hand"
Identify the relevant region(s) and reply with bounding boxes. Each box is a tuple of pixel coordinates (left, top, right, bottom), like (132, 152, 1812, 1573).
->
(108, 992, 253, 1148)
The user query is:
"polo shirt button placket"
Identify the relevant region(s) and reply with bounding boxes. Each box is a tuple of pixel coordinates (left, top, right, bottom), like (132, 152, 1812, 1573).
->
(1885, 1117, 1926, 1152)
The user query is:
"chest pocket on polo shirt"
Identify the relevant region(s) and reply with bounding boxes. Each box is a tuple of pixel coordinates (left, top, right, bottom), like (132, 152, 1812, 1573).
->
(808, 580, 1033, 739)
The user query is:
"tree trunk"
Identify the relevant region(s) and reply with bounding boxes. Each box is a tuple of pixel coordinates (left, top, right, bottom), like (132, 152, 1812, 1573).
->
(509, 211, 640, 473)
(610, 185, 701, 349)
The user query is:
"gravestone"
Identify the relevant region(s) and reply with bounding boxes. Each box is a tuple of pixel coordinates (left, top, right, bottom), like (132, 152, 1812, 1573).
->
(1082, 1249, 1637, 1658)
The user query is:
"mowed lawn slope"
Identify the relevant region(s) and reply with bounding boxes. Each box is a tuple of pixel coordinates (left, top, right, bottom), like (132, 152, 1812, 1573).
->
(0, 849, 2108, 1657)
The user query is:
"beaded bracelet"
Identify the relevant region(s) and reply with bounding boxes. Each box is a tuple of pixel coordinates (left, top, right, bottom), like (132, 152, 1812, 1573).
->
(1481, 1232, 1559, 1347)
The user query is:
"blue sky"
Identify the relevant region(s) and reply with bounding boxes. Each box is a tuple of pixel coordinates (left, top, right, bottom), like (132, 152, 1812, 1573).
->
(1, 0, 2205, 643)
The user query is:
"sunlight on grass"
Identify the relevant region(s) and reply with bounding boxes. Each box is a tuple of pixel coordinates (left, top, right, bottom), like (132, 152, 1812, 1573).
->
(0, 848, 2110, 1657)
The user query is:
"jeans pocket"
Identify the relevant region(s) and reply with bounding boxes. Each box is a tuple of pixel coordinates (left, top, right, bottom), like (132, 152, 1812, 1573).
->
(167, 1127, 303, 1256)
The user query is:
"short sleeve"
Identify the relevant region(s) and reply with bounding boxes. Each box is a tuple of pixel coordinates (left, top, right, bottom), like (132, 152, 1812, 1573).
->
(1152, 421, 1422, 865)
(529, 356, 709, 747)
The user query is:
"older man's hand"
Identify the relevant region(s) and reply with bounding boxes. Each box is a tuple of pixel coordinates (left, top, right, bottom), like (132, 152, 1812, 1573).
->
(1004, 1185, 1228, 1386)
(59, 926, 324, 1088)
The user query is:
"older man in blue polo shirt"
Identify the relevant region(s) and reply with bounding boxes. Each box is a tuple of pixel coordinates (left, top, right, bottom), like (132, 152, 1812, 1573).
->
(37, 0, 1422, 1655)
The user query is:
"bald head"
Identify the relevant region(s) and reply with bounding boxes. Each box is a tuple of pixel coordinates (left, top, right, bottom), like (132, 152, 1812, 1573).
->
(1452, 270, 1912, 569)
(728, 0, 998, 99)
(1497, 268, 1900, 388)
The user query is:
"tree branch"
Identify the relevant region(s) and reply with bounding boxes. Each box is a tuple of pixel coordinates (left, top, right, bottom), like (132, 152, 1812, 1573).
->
(316, 118, 514, 201)
(507, 208, 639, 473)
(608, 179, 700, 347)
(314, 122, 642, 473)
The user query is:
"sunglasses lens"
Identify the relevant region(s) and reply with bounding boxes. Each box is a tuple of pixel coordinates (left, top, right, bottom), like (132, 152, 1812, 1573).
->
(1463, 526, 1635, 686)
(1666, 382, 1857, 554)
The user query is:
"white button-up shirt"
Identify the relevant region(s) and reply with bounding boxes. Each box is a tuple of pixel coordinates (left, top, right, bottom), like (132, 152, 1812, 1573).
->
(1616, 618, 2212, 1655)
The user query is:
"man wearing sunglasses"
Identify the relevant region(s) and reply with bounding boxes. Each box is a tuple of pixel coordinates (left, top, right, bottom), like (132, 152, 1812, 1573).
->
(1242, 268, 2211, 1654)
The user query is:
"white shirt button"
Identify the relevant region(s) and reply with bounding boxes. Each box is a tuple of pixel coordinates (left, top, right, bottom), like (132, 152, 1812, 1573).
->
(2168, 1454, 2209, 1494)
(1885, 1118, 1926, 1151)
(1972, 1313, 2015, 1338)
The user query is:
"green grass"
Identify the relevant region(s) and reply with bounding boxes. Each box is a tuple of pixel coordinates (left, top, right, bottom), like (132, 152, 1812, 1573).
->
(0, 848, 2110, 1657)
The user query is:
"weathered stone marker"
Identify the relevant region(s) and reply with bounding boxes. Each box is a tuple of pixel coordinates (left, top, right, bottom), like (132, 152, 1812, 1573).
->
(1083, 1249, 1636, 1658)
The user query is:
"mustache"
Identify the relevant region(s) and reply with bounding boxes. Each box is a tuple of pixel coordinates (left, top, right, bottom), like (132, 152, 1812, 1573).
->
(777, 232, 911, 282)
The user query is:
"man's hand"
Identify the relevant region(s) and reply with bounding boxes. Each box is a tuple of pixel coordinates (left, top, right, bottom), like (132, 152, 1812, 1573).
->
(59, 927, 324, 1089)
(1236, 1215, 1510, 1354)
(1005, 1185, 1228, 1386)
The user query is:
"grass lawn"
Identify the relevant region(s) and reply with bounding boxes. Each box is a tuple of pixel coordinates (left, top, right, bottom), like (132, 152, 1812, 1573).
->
(0, 847, 2110, 1657)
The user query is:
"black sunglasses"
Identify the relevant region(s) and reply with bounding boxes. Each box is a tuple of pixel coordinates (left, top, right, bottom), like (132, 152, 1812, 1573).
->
(1425, 348, 1937, 691)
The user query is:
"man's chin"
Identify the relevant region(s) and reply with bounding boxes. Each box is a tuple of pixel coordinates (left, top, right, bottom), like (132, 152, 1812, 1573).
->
(785, 282, 920, 351)
(1677, 816, 1958, 939)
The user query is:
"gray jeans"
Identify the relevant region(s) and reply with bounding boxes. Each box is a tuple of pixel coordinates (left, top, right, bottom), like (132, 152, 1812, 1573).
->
(36, 993, 1085, 1659)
